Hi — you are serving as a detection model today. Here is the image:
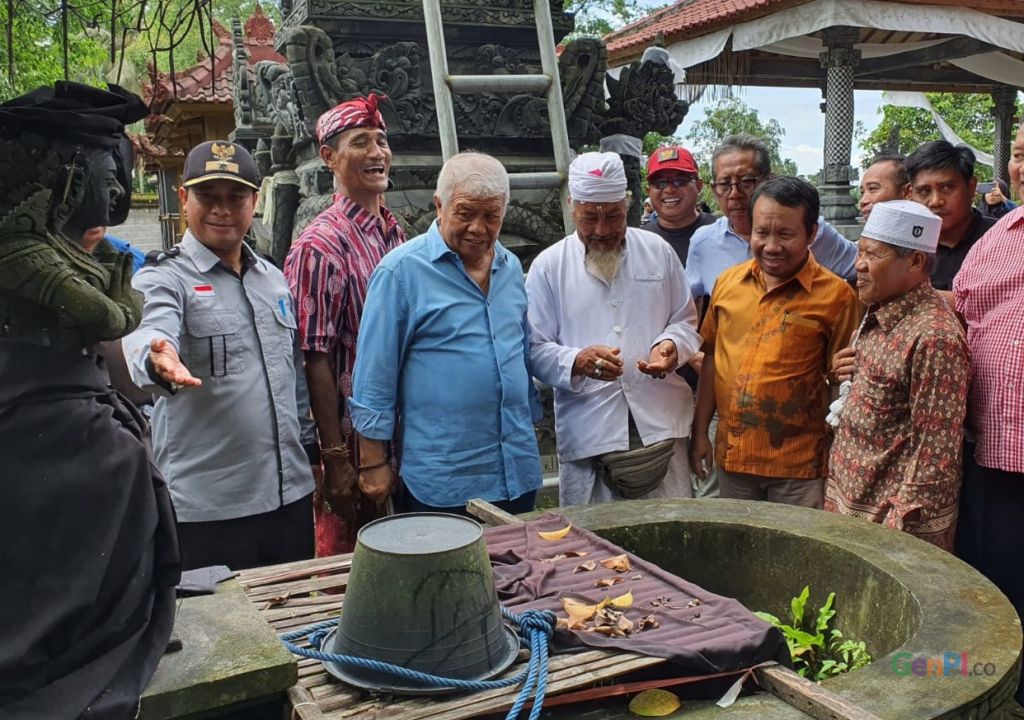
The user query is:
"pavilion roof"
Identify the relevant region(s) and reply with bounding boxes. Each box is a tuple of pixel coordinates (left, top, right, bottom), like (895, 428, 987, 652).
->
(144, 6, 285, 114)
(606, 0, 1024, 63)
(603, 0, 1024, 93)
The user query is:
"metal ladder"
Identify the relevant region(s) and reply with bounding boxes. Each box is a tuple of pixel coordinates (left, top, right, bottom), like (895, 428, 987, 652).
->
(421, 0, 575, 234)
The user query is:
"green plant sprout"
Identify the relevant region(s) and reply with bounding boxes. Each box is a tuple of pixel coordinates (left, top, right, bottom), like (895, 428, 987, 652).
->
(754, 586, 872, 682)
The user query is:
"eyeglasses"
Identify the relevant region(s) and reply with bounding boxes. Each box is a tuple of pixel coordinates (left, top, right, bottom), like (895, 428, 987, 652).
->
(711, 175, 767, 197)
(650, 176, 696, 190)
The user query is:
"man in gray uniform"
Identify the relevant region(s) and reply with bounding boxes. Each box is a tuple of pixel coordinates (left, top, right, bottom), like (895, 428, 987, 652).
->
(124, 140, 315, 570)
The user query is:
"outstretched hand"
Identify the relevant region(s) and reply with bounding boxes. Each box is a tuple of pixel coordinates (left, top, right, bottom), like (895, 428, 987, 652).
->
(149, 338, 202, 388)
(637, 339, 677, 378)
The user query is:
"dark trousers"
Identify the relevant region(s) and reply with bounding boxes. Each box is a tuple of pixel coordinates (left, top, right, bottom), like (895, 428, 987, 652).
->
(399, 483, 537, 519)
(177, 493, 315, 571)
(956, 447, 1024, 703)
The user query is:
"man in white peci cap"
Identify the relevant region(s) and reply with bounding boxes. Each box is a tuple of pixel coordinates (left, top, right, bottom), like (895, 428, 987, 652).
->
(825, 200, 970, 551)
(526, 152, 702, 507)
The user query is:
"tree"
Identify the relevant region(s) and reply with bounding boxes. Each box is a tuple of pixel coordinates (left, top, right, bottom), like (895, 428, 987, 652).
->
(0, 1, 110, 99)
(564, 0, 666, 38)
(0, 0, 279, 101)
(860, 93, 1024, 182)
(683, 96, 799, 207)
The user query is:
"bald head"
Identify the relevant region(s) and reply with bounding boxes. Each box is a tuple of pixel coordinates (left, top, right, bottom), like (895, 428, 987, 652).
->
(859, 155, 910, 220)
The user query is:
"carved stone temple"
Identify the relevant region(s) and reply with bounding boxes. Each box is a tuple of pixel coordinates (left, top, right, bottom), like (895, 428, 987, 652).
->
(228, 0, 689, 265)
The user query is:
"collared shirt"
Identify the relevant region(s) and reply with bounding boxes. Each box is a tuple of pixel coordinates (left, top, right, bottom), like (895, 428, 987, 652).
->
(526, 228, 702, 462)
(931, 208, 996, 291)
(700, 253, 860, 478)
(954, 207, 1024, 472)
(283, 195, 405, 434)
(685, 215, 858, 299)
(826, 282, 970, 551)
(124, 231, 315, 522)
(349, 221, 542, 507)
(640, 211, 716, 267)
(104, 235, 145, 273)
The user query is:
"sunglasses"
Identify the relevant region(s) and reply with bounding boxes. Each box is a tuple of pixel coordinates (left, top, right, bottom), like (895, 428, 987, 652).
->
(650, 176, 697, 190)
(711, 176, 767, 196)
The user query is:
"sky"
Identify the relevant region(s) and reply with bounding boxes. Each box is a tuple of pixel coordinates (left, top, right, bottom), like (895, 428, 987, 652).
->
(675, 87, 888, 176)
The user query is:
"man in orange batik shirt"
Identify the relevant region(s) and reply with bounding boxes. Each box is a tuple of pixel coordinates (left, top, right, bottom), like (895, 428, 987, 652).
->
(690, 176, 860, 508)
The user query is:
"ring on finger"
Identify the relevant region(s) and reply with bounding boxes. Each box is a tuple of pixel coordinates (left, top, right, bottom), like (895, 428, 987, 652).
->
(593, 367, 601, 377)
(595, 358, 605, 370)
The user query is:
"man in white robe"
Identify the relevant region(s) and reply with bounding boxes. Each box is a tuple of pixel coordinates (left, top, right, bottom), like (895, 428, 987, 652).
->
(526, 152, 702, 507)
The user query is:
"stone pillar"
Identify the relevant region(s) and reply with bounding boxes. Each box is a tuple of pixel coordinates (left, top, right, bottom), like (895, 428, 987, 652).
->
(818, 27, 861, 228)
(991, 85, 1016, 186)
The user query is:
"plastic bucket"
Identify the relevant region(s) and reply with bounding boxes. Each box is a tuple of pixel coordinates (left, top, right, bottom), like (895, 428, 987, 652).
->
(325, 513, 519, 694)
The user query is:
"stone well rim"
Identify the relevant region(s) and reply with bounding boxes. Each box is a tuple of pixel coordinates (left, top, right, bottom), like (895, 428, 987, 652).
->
(545, 499, 1021, 719)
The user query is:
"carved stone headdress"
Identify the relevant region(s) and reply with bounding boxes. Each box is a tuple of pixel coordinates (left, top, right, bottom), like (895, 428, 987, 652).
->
(0, 82, 148, 227)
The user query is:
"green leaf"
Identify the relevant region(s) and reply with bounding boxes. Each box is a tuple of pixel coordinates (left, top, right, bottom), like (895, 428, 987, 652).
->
(790, 586, 810, 628)
(753, 611, 781, 627)
(781, 625, 821, 649)
(815, 592, 836, 634)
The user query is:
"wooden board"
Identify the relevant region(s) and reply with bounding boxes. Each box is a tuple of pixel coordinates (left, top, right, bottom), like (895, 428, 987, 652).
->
(237, 554, 665, 720)
(238, 510, 878, 720)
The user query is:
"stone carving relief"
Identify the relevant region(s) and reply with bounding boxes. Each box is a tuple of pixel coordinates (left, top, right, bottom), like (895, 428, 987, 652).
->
(229, 17, 687, 263)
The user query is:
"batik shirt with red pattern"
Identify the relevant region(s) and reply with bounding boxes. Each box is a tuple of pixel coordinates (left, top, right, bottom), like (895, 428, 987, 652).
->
(285, 195, 405, 428)
(954, 207, 1024, 473)
(826, 282, 970, 551)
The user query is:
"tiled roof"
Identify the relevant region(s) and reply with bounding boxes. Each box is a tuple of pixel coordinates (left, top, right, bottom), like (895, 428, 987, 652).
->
(604, 0, 793, 61)
(603, 0, 1024, 63)
(144, 6, 286, 113)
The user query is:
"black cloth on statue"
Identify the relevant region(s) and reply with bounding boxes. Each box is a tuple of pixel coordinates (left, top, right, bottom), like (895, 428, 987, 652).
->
(0, 341, 180, 720)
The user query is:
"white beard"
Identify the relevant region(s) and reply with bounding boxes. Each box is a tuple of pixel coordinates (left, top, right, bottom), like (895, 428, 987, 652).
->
(585, 248, 624, 283)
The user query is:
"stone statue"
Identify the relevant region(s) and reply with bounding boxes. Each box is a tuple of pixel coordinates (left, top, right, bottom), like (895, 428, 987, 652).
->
(602, 49, 690, 226)
(0, 82, 179, 720)
(0, 116, 143, 349)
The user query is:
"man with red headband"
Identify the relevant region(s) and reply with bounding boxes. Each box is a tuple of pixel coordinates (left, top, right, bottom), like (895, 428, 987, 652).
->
(284, 94, 406, 556)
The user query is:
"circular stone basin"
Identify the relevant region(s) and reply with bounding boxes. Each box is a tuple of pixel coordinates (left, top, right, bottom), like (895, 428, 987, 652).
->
(543, 499, 1021, 719)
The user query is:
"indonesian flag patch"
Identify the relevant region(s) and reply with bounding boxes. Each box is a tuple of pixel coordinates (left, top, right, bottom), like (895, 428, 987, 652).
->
(194, 284, 215, 297)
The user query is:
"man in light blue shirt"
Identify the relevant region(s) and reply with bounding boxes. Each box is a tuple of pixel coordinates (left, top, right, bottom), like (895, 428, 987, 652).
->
(686, 134, 858, 302)
(349, 152, 542, 514)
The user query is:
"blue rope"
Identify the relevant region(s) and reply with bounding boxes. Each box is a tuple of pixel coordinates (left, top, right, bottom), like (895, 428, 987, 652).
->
(280, 607, 556, 720)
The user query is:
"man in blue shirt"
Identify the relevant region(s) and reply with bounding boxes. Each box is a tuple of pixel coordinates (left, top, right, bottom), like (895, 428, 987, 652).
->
(81, 225, 146, 274)
(686, 134, 858, 306)
(349, 152, 542, 514)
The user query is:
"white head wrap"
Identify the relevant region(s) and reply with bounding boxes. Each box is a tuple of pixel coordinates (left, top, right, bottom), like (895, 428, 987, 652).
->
(861, 200, 941, 254)
(569, 152, 627, 203)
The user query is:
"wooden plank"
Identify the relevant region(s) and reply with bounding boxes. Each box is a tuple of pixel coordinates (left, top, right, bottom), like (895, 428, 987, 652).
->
(755, 664, 883, 720)
(244, 508, 881, 720)
(288, 684, 328, 720)
(237, 553, 354, 582)
(465, 498, 520, 527)
(239, 559, 354, 589)
(246, 573, 350, 600)
(855, 36, 997, 77)
(264, 597, 346, 622)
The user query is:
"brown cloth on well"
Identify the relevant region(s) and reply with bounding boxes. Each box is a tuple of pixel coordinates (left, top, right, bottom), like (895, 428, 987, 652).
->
(485, 513, 789, 675)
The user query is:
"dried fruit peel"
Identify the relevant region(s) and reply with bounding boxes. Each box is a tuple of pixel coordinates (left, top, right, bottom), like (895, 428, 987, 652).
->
(537, 523, 572, 541)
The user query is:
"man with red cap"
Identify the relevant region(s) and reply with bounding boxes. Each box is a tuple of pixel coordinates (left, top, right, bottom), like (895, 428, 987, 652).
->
(284, 94, 406, 556)
(641, 146, 715, 266)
